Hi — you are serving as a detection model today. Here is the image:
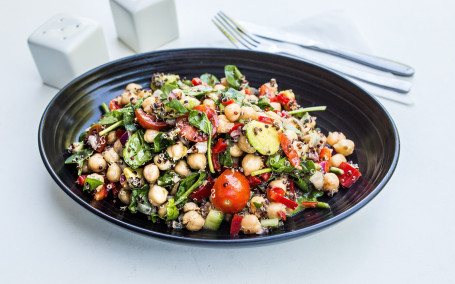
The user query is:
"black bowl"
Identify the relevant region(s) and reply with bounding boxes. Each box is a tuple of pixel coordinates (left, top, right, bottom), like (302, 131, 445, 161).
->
(39, 48, 399, 244)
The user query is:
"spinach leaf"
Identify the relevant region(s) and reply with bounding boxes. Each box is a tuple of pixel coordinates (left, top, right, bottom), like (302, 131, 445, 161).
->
(152, 132, 175, 153)
(123, 130, 153, 169)
(121, 98, 143, 131)
(219, 137, 233, 167)
(128, 184, 151, 214)
(161, 82, 179, 100)
(97, 109, 123, 125)
(83, 177, 104, 192)
(267, 154, 296, 173)
(224, 65, 243, 89)
(220, 88, 245, 106)
(175, 172, 207, 205)
(183, 85, 214, 97)
(302, 160, 316, 175)
(290, 173, 309, 191)
(64, 148, 94, 175)
(78, 131, 87, 142)
(251, 97, 274, 110)
(165, 199, 179, 221)
(157, 171, 180, 188)
(164, 99, 188, 114)
(200, 73, 220, 87)
(188, 110, 211, 134)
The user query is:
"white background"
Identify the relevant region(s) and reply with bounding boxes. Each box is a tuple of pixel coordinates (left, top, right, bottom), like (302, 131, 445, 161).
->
(1, 0, 454, 283)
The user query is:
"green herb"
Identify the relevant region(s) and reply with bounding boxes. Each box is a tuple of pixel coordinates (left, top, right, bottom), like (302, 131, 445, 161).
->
(64, 148, 94, 175)
(128, 184, 151, 214)
(78, 131, 87, 142)
(157, 171, 180, 188)
(123, 130, 153, 169)
(119, 98, 144, 132)
(83, 177, 104, 192)
(183, 85, 214, 97)
(152, 132, 175, 153)
(251, 97, 274, 110)
(288, 106, 327, 115)
(160, 82, 179, 100)
(200, 73, 220, 86)
(164, 99, 189, 114)
(175, 172, 207, 205)
(224, 65, 244, 89)
(188, 110, 211, 134)
(253, 202, 263, 209)
(267, 155, 296, 173)
(165, 199, 179, 221)
(97, 109, 123, 125)
(221, 88, 245, 106)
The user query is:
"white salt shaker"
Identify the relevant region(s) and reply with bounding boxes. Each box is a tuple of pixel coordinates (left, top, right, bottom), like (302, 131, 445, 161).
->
(28, 14, 109, 89)
(109, 0, 179, 53)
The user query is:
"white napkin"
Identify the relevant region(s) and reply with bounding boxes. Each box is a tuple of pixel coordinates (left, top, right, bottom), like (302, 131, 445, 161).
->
(212, 11, 414, 105)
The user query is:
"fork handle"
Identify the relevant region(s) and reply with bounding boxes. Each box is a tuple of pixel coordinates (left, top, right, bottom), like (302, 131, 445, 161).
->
(318, 48, 415, 77)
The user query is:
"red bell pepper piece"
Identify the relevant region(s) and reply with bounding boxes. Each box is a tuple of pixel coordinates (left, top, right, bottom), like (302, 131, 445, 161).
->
(258, 116, 274, 124)
(230, 214, 243, 235)
(269, 96, 278, 103)
(289, 179, 295, 196)
(319, 148, 332, 161)
(267, 187, 285, 202)
(189, 178, 215, 202)
(229, 123, 243, 137)
(77, 175, 87, 185)
(109, 99, 122, 110)
(278, 132, 302, 170)
(213, 138, 228, 153)
(244, 88, 251, 95)
(260, 171, 271, 182)
(222, 99, 235, 106)
(94, 185, 108, 201)
(191, 77, 207, 86)
(246, 176, 262, 187)
(277, 211, 287, 221)
(301, 201, 319, 208)
(211, 147, 221, 172)
(275, 195, 298, 210)
(276, 93, 297, 111)
(337, 162, 362, 188)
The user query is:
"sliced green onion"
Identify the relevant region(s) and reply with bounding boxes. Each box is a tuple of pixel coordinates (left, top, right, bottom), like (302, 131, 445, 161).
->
(251, 168, 272, 176)
(101, 102, 110, 114)
(329, 167, 344, 175)
(99, 121, 123, 136)
(288, 106, 327, 115)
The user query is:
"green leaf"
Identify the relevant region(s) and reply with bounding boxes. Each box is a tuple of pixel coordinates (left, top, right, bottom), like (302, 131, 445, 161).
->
(97, 109, 123, 125)
(219, 137, 233, 167)
(188, 110, 211, 134)
(251, 97, 274, 110)
(152, 132, 175, 153)
(224, 65, 243, 89)
(121, 98, 143, 131)
(267, 154, 295, 173)
(64, 148, 94, 175)
(123, 130, 153, 169)
(128, 184, 150, 214)
(200, 73, 220, 87)
(164, 99, 189, 114)
(160, 82, 179, 100)
(253, 202, 263, 209)
(175, 172, 207, 205)
(183, 85, 214, 97)
(83, 177, 104, 192)
(221, 88, 245, 106)
(157, 171, 180, 188)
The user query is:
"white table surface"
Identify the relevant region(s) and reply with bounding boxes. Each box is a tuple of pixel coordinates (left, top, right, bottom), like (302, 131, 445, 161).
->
(1, 0, 454, 283)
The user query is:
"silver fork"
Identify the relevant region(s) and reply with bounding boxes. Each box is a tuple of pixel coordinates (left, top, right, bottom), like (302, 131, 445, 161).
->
(213, 11, 412, 94)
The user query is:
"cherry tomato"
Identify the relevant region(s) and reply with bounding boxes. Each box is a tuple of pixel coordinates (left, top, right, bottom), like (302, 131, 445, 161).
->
(211, 169, 251, 214)
(191, 77, 207, 86)
(278, 132, 301, 170)
(109, 99, 122, 110)
(135, 108, 169, 130)
(176, 105, 219, 142)
(85, 124, 107, 152)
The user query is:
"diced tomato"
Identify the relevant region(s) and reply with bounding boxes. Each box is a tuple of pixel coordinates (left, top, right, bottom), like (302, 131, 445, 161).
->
(94, 185, 108, 201)
(337, 162, 362, 188)
(176, 106, 218, 142)
(319, 148, 332, 161)
(277, 211, 287, 221)
(77, 175, 87, 185)
(135, 108, 169, 130)
(211, 147, 221, 172)
(109, 99, 122, 110)
(278, 132, 301, 170)
(267, 187, 285, 202)
(275, 195, 298, 210)
(244, 88, 251, 95)
(213, 138, 228, 153)
(230, 214, 243, 235)
(222, 99, 235, 106)
(246, 176, 262, 187)
(258, 84, 276, 98)
(258, 116, 274, 124)
(116, 129, 126, 139)
(189, 178, 214, 202)
(269, 96, 278, 103)
(301, 201, 319, 208)
(191, 77, 207, 86)
(260, 171, 271, 182)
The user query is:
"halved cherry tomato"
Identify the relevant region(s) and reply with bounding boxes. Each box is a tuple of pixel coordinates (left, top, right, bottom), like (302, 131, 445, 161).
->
(230, 214, 243, 235)
(258, 116, 274, 124)
(211, 169, 251, 214)
(177, 105, 219, 142)
(337, 162, 362, 188)
(135, 108, 169, 130)
(189, 178, 214, 202)
(222, 99, 235, 106)
(260, 171, 271, 182)
(319, 148, 332, 161)
(94, 185, 108, 201)
(267, 187, 285, 202)
(246, 176, 262, 187)
(278, 132, 301, 170)
(77, 175, 88, 185)
(213, 138, 228, 153)
(85, 124, 107, 152)
(191, 77, 207, 86)
(109, 99, 122, 110)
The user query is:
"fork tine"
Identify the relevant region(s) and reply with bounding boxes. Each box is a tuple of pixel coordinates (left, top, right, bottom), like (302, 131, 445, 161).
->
(213, 16, 252, 50)
(216, 12, 258, 47)
(218, 11, 260, 44)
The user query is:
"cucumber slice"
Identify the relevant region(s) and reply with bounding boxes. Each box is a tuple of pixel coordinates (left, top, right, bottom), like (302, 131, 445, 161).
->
(260, 218, 279, 228)
(203, 209, 224, 230)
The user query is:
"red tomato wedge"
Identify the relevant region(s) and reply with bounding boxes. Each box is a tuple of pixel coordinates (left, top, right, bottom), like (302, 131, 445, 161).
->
(109, 99, 122, 110)
(135, 108, 169, 130)
(211, 169, 251, 214)
(278, 132, 302, 170)
(230, 214, 243, 235)
(177, 105, 219, 142)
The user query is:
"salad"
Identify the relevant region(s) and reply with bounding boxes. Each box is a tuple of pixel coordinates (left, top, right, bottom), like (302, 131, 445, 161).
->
(65, 65, 361, 235)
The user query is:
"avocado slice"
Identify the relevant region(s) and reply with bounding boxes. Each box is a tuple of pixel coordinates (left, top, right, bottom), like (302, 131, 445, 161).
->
(245, 120, 280, 155)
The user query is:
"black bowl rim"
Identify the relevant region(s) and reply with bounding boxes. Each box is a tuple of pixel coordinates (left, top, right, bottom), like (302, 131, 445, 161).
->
(38, 47, 400, 245)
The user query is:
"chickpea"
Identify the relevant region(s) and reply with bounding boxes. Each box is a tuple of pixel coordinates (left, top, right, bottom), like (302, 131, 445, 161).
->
(284, 129, 298, 141)
(250, 196, 265, 214)
(187, 153, 207, 170)
(103, 147, 120, 163)
(125, 83, 142, 94)
(166, 142, 188, 161)
(265, 111, 282, 122)
(323, 173, 340, 195)
(120, 91, 137, 106)
(158, 202, 168, 218)
(327, 132, 346, 146)
(183, 202, 199, 212)
(243, 94, 259, 103)
(242, 154, 263, 176)
(240, 106, 259, 120)
(329, 154, 347, 168)
(154, 153, 171, 171)
(333, 139, 355, 156)
(137, 89, 152, 98)
(142, 96, 157, 114)
(217, 115, 234, 133)
(269, 178, 287, 192)
(267, 202, 286, 219)
(88, 153, 107, 173)
(182, 211, 205, 231)
(309, 171, 324, 190)
(224, 103, 241, 122)
(106, 163, 121, 182)
(270, 102, 281, 111)
(238, 135, 256, 153)
(107, 131, 117, 144)
(175, 160, 191, 177)
(230, 143, 244, 157)
(143, 164, 160, 183)
(203, 99, 216, 109)
(144, 129, 160, 143)
(241, 215, 262, 234)
(148, 185, 168, 206)
(113, 139, 123, 157)
(214, 83, 226, 91)
(118, 188, 132, 205)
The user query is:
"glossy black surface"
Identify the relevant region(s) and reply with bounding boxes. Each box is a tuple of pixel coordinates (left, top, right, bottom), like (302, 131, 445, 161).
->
(39, 48, 399, 244)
